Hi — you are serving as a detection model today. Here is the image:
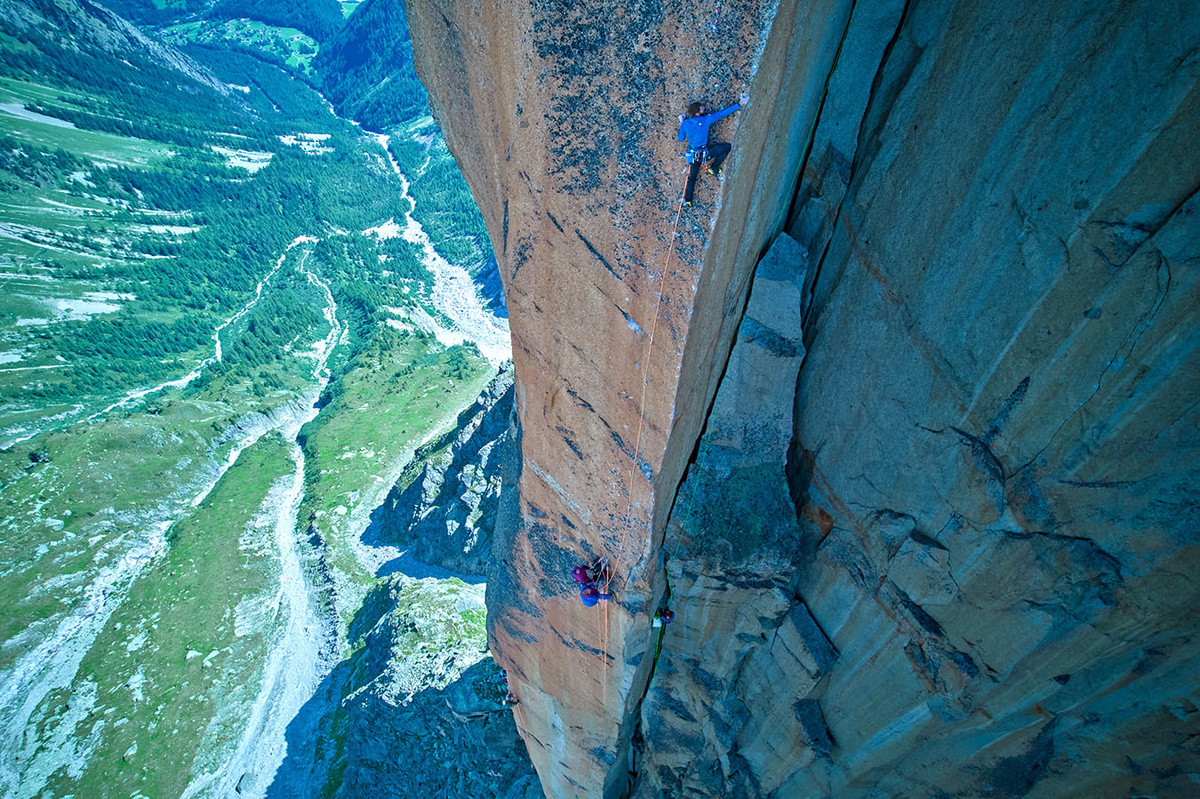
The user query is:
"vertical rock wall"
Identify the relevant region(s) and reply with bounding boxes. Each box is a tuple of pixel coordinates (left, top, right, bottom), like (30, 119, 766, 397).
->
(776, 1, 1200, 794)
(404, 1, 803, 795)
(405, 0, 1200, 796)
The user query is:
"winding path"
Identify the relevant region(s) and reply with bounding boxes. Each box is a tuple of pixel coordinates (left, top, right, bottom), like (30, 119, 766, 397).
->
(86, 236, 318, 422)
(179, 250, 341, 799)
(0, 237, 317, 450)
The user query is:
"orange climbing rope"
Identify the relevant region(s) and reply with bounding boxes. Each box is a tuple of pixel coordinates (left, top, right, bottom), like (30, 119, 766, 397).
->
(598, 189, 688, 700)
(602, 577, 609, 703)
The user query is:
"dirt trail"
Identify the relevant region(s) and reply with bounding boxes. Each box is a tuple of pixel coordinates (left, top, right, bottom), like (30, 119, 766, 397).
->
(180, 251, 340, 799)
(86, 236, 318, 423)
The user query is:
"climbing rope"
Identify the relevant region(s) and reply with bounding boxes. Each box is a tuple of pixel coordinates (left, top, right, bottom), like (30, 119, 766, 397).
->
(607, 192, 686, 590)
(602, 578, 609, 703)
(596, 184, 688, 701)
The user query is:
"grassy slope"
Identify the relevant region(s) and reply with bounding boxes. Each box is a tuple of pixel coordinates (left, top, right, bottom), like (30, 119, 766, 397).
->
(0, 402, 238, 668)
(39, 432, 294, 798)
(1, 0, 507, 793)
(300, 330, 493, 593)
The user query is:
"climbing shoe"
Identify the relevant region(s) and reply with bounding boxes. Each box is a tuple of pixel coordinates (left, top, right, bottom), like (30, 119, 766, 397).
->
(684, 200, 692, 207)
(706, 167, 722, 177)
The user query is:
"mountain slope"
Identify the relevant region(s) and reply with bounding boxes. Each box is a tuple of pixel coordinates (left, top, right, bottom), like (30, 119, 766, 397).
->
(2, 0, 232, 105)
(314, 0, 426, 129)
(95, 0, 346, 41)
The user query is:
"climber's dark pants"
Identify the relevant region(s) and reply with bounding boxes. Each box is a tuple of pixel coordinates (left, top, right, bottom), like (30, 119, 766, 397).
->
(684, 142, 731, 203)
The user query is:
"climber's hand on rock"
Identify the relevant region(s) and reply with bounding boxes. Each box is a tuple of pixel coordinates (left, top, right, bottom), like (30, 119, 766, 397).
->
(740, 92, 750, 107)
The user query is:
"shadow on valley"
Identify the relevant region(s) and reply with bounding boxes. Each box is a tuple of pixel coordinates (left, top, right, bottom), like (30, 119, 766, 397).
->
(267, 578, 538, 799)
(356, 362, 516, 581)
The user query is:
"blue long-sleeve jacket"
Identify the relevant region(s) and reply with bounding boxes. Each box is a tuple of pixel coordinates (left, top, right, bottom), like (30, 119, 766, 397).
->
(677, 103, 740, 149)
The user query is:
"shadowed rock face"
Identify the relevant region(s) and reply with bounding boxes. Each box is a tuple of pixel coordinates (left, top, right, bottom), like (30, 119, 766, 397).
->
(336, 576, 540, 799)
(404, 0, 1199, 796)
(371, 364, 515, 575)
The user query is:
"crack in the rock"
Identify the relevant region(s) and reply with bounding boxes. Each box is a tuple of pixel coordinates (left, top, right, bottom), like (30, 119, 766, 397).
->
(800, 0, 916, 335)
(1015, 250, 1173, 476)
(951, 425, 1006, 482)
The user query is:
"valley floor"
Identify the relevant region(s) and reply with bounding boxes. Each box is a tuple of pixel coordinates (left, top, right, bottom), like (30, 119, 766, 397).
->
(0, 43, 514, 795)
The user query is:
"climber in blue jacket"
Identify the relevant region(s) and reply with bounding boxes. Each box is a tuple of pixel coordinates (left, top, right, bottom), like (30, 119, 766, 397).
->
(678, 91, 749, 206)
(580, 584, 611, 607)
(575, 557, 612, 606)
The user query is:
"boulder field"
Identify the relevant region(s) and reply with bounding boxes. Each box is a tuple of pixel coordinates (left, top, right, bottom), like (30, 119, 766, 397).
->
(403, 0, 1199, 796)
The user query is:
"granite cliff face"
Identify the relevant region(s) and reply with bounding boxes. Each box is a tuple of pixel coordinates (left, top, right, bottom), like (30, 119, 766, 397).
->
(371, 364, 515, 575)
(404, 0, 1199, 796)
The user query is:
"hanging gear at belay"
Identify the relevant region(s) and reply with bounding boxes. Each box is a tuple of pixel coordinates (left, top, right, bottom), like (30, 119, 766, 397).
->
(677, 91, 749, 206)
(574, 558, 612, 607)
(652, 608, 675, 627)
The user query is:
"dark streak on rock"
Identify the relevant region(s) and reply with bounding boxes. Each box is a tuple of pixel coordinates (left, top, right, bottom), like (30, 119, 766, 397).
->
(741, 317, 801, 358)
(565, 387, 593, 412)
(951, 425, 1005, 482)
(546, 209, 565, 233)
(794, 699, 833, 758)
(656, 692, 698, 725)
(985, 376, 1030, 444)
(552, 626, 612, 660)
(590, 747, 616, 765)
(511, 236, 533, 280)
(557, 425, 584, 459)
(616, 303, 642, 333)
(909, 530, 949, 551)
(901, 596, 945, 636)
(576, 229, 622, 280)
(501, 619, 540, 644)
(980, 718, 1057, 796)
(502, 199, 509, 255)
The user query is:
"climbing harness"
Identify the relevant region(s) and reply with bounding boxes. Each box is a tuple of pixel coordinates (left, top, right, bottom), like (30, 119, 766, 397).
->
(684, 146, 708, 165)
